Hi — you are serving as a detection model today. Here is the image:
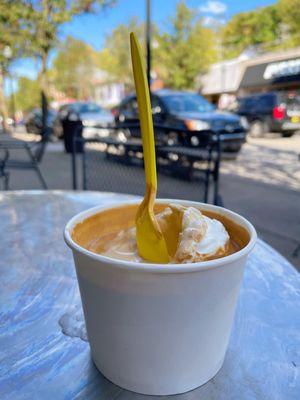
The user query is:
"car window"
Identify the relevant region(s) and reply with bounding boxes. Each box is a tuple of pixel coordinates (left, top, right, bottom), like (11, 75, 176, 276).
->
(124, 98, 139, 116)
(59, 105, 70, 118)
(280, 92, 300, 110)
(256, 95, 274, 108)
(237, 97, 255, 112)
(58, 105, 68, 116)
(72, 103, 102, 114)
(120, 96, 163, 117)
(162, 93, 214, 113)
(59, 105, 68, 112)
(119, 98, 130, 111)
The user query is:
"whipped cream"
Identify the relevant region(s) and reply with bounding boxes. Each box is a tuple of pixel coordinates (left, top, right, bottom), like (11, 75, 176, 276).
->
(100, 205, 230, 264)
(174, 206, 229, 263)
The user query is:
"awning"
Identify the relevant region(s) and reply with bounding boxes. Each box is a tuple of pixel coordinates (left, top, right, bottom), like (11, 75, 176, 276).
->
(240, 57, 300, 88)
(200, 59, 243, 95)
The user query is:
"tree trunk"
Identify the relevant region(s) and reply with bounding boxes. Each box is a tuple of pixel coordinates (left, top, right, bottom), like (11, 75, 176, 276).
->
(39, 0, 51, 136)
(0, 68, 10, 133)
(40, 52, 48, 135)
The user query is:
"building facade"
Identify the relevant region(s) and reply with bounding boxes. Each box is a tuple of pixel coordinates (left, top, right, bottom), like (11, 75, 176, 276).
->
(200, 48, 300, 108)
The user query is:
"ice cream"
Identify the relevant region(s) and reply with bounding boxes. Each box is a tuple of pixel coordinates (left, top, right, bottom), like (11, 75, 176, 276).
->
(173, 206, 230, 263)
(98, 204, 231, 263)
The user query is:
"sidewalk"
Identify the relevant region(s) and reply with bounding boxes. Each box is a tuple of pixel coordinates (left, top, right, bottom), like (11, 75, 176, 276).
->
(3, 131, 300, 271)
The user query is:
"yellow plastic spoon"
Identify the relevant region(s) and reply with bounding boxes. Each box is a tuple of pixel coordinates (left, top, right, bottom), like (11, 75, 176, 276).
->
(130, 32, 169, 263)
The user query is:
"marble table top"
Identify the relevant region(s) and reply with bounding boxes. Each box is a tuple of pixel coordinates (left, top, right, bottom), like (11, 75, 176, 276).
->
(0, 191, 299, 400)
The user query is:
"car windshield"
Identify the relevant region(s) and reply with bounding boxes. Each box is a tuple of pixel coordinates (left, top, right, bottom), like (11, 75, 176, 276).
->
(72, 103, 102, 114)
(163, 93, 214, 113)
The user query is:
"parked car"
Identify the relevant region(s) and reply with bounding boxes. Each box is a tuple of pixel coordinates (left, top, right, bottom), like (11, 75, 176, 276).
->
(53, 102, 115, 150)
(112, 90, 248, 152)
(25, 109, 57, 135)
(236, 91, 300, 137)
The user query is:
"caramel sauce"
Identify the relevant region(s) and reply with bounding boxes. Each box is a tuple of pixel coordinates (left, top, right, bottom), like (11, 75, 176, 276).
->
(72, 203, 250, 263)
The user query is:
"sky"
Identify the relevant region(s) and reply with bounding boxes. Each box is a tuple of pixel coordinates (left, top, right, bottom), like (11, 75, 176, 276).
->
(8, 0, 276, 92)
(63, 0, 276, 50)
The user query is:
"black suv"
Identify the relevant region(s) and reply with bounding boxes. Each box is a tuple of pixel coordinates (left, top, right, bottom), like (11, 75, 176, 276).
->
(112, 90, 247, 152)
(236, 91, 300, 137)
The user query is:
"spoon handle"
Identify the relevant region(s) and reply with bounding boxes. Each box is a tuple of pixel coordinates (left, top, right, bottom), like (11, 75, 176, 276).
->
(130, 32, 157, 192)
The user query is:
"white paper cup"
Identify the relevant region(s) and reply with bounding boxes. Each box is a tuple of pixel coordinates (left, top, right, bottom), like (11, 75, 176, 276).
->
(64, 199, 256, 395)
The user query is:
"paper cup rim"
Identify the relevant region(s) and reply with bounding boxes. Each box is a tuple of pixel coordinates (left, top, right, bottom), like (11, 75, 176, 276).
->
(64, 199, 257, 273)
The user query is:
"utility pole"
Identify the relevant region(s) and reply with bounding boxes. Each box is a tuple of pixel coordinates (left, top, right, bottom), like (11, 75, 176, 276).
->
(9, 73, 16, 127)
(146, 0, 151, 89)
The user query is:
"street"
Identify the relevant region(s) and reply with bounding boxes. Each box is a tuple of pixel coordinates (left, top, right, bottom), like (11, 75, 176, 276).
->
(6, 130, 300, 271)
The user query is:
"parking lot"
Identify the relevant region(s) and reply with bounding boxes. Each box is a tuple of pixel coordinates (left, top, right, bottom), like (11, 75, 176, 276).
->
(5, 129, 300, 271)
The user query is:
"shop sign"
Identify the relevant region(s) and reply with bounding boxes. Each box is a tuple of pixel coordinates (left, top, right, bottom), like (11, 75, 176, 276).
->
(263, 58, 300, 80)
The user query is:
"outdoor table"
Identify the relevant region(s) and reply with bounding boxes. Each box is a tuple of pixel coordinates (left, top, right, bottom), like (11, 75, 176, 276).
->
(0, 191, 299, 400)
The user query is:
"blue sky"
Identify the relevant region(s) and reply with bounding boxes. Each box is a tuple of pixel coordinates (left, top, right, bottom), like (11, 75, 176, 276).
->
(63, 0, 276, 50)
(9, 0, 276, 92)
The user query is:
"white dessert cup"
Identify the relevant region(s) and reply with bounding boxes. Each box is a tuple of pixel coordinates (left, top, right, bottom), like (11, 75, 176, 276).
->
(64, 199, 256, 396)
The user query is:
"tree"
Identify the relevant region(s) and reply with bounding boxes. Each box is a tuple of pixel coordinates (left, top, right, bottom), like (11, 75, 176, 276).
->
(98, 2, 217, 91)
(98, 18, 145, 91)
(51, 36, 98, 99)
(0, 1, 32, 130)
(221, 5, 282, 59)
(220, 1, 300, 59)
(14, 76, 40, 112)
(155, 1, 217, 89)
(0, 0, 115, 131)
(278, 0, 300, 46)
(28, 0, 115, 130)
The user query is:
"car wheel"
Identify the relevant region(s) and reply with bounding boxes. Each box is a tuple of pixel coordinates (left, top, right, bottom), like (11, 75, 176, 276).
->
(249, 120, 266, 138)
(282, 131, 295, 138)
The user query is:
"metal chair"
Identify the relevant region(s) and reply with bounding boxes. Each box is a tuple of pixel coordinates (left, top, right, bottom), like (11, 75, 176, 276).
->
(71, 125, 226, 205)
(0, 131, 49, 189)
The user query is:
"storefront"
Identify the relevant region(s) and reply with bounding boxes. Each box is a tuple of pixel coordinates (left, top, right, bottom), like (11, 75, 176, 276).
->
(201, 48, 300, 107)
(239, 54, 300, 94)
(200, 57, 244, 105)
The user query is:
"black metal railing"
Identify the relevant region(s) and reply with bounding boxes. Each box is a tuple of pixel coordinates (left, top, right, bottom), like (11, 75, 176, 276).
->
(70, 123, 246, 205)
(0, 132, 49, 189)
(0, 148, 9, 190)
